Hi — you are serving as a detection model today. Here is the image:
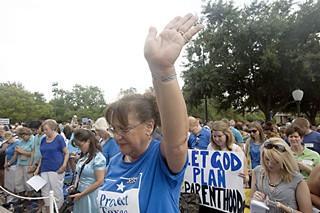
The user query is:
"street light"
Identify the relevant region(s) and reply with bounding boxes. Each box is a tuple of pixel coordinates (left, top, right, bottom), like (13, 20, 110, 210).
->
(204, 96, 208, 124)
(292, 89, 304, 117)
(52, 82, 58, 116)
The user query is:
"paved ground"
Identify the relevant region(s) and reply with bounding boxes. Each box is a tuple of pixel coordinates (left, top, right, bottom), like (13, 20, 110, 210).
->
(0, 205, 11, 213)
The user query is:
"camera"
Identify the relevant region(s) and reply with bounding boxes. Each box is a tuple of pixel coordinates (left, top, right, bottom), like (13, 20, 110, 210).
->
(59, 188, 80, 213)
(68, 188, 79, 196)
(66, 187, 80, 203)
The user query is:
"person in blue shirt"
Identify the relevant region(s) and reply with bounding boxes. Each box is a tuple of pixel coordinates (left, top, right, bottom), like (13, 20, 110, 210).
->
(221, 118, 244, 144)
(292, 117, 320, 154)
(97, 13, 203, 213)
(93, 117, 119, 167)
(0, 126, 9, 188)
(28, 120, 46, 171)
(34, 119, 69, 212)
(12, 127, 35, 199)
(66, 128, 106, 213)
(188, 116, 211, 150)
(3, 131, 20, 195)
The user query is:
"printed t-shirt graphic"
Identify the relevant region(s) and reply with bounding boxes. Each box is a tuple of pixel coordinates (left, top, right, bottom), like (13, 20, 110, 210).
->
(98, 173, 142, 212)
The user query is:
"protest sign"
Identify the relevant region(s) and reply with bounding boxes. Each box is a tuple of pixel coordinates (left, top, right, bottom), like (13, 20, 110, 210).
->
(182, 149, 245, 213)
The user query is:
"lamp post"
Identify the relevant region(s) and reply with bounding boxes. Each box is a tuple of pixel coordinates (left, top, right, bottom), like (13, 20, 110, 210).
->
(204, 96, 208, 124)
(292, 89, 304, 117)
(52, 82, 58, 117)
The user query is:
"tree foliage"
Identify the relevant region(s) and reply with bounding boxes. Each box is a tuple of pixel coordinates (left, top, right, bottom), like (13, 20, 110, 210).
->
(0, 82, 107, 124)
(119, 87, 138, 97)
(182, 0, 320, 124)
(50, 84, 107, 122)
(0, 82, 52, 124)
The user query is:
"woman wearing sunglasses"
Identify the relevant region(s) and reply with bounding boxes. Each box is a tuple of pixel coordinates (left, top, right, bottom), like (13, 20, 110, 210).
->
(251, 138, 312, 212)
(244, 121, 266, 186)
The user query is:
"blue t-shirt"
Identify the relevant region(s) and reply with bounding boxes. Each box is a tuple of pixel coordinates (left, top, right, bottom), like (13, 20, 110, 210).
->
(40, 134, 66, 172)
(250, 140, 263, 169)
(231, 127, 244, 143)
(302, 131, 320, 154)
(17, 135, 35, 166)
(67, 132, 81, 155)
(98, 139, 187, 213)
(102, 137, 120, 166)
(33, 133, 46, 166)
(188, 127, 211, 150)
(5, 141, 20, 166)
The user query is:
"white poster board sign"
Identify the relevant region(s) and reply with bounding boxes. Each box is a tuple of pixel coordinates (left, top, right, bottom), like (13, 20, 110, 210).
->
(182, 149, 245, 212)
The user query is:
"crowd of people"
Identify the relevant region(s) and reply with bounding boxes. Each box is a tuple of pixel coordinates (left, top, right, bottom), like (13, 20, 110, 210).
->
(1, 12, 320, 213)
(0, 13, 204, 213)
(188, 116, 320, 212)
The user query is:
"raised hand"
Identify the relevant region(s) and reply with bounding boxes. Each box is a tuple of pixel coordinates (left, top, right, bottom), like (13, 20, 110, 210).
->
(144, 13, 203, 75)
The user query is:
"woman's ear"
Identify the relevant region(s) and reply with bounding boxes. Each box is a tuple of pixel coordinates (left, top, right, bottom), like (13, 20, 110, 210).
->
(146, 119, 155, 133)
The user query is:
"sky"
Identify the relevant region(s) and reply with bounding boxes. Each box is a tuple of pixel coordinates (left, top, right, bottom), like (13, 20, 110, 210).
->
(0, 0, 248, 103)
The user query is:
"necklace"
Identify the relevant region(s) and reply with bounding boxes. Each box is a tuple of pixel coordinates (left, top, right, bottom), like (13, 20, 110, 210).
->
(125, 155, 132, 162)
(267, 175, 282, 187)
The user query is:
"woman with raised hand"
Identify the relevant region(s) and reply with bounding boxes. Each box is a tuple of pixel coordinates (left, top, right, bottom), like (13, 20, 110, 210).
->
(250, 138, 312, 212)
(97, 13, 203, 212)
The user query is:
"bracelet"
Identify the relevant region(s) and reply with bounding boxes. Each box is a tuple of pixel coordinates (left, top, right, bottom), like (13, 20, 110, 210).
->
(152, 73, 177, 82)
(7, 162, 11, 166)
(290, 207, 294, 213)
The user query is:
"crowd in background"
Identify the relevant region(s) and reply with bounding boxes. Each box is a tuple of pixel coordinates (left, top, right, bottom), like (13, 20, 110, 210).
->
(1, 115, 320, 212)
(187, 116, 320, 212)
(0, 117, 119, 212)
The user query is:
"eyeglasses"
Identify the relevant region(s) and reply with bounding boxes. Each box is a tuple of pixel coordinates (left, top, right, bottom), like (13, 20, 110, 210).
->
(264, 141, 286, 152)
(75, 140, 89, 148)
(248, 129, 258, 134)
(108, 121, 143, 135)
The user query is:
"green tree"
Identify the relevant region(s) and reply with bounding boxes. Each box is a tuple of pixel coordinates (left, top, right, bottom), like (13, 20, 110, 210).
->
(119, 87, 137, 97)
(0, 82, 52, 123)
(51, 84, 107, 122)
(182, 0, 320, 124)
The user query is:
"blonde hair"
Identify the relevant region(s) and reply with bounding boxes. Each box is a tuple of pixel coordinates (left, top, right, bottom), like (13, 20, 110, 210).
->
(210, 121, 234, 151)
(188, 116, 198, 128)
(260, 137, 299, 183)
(2, 131, 13, 142)
(41, 119, 59, 132)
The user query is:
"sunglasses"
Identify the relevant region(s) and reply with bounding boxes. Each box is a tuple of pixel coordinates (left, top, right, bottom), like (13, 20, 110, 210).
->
(248, 129, 258, 134)
(264, 141, 286, 152)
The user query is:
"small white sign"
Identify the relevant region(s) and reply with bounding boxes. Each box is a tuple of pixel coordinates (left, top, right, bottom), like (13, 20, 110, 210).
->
(0, 118, 9, 125)
(27, 175, 47, 192)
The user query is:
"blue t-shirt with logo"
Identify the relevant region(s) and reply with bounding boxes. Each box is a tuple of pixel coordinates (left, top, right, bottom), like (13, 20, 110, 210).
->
(98, 139, 187, 213)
